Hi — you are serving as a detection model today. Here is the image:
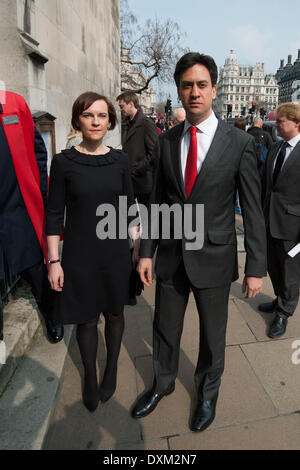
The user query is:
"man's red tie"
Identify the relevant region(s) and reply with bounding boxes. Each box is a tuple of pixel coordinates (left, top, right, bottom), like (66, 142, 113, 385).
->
(185, 126, 198, 198)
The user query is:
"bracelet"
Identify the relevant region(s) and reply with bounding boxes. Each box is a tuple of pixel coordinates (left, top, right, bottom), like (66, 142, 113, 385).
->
(48, 259, 60, 265)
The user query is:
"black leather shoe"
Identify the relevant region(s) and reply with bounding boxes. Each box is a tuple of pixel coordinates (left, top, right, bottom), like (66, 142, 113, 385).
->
(131, 383, 175, 419)
(258, 301, 277, 313)
(45, 321, 64, 343)
(190, 394, 218, 432)
(268, 315, 287, 339)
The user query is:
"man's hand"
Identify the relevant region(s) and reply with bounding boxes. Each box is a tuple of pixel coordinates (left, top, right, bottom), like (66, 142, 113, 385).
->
(137, 258, 153, 287)
(242, 276, 263, 298)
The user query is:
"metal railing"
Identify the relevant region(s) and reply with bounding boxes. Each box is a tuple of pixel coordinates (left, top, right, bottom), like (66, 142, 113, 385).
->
(0, 255, 20, 340)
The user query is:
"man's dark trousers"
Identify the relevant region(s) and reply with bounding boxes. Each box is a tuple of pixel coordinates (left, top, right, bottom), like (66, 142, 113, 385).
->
(266, 227, 300, 318)
(153, 260, 231, 400)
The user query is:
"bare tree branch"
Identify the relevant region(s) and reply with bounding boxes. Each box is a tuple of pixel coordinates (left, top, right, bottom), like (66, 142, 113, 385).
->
(120, 0, 186, 94)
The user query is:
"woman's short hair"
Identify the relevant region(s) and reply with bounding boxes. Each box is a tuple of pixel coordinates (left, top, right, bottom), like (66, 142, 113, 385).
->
(174, 52, 218, 88)
(276, 103, 300, 129)
(71, 91, 117, 131)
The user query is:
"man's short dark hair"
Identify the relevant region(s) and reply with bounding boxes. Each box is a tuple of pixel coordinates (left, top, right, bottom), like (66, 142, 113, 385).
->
(116, 91, 140, 109)
(174, 52, 218, 88)
(72, 91, 117, 131)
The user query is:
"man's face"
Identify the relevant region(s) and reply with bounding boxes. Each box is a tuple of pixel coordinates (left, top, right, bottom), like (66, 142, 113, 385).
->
(177, 64, 216, 124)
(275, 112, 300, 140)
(118, 99, 134, 118)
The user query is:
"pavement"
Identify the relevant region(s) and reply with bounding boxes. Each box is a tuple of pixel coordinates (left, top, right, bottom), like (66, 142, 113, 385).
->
(1, 215, 300, 450)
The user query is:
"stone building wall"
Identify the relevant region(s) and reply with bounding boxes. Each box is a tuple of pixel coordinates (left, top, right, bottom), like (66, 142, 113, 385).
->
(0, 0, 121, 153)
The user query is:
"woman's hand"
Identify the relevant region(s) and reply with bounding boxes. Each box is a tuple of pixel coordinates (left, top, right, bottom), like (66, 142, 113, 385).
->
(48, 263, 64, 292)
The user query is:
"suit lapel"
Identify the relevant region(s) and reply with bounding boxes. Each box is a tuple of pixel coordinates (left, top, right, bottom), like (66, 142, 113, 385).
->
(169, 122, 187, 200)
(278, 140, 300, 179)
(267, 142, 281, 188)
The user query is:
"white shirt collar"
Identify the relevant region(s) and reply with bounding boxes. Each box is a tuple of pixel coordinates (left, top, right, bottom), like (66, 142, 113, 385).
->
(287, 133, 300, 148)
(183, 111, 218, 136)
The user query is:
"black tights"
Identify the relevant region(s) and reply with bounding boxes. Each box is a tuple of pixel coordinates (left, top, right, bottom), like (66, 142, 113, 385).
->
(76, 310, 124, 409)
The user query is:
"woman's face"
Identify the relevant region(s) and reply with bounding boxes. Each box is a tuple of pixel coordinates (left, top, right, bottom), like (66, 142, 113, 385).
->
(78, 100, 110, 142)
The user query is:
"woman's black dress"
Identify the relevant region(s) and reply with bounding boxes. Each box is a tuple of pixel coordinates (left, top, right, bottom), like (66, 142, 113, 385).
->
(46, 147, 136, 325)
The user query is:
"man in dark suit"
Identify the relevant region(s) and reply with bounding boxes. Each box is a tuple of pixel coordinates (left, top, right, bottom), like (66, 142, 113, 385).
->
(259, 103, 300, 339)
(116, 92, 159, 207)
(131, 52, 267, 432)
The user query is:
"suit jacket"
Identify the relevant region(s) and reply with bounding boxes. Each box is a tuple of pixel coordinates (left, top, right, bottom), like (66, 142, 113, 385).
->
(122, 110, 159, 195)
(140, 119, 267, 288)
(262, 139, 300, 242)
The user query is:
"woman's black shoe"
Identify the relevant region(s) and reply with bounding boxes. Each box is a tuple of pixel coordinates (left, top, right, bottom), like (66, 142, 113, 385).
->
(83, 385, 100, 412)
(99, 385, 116, 403)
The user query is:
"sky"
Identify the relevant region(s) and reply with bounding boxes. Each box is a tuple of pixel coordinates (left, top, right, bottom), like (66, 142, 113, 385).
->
(127, 0, 300, 103)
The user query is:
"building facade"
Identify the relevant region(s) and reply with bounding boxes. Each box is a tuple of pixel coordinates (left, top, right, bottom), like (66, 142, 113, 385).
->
(275, 50, 300, 104)
(0, 0, 121, 155)
(214, 50, 278, 120)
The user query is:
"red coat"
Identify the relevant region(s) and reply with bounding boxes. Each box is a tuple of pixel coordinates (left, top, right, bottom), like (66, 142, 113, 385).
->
(0, 91, 48, 263)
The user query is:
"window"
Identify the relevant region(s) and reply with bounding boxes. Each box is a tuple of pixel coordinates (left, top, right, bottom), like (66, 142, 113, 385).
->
(24, 0, 32, 34)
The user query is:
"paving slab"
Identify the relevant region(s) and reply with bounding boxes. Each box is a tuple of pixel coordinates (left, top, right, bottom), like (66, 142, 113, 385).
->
(241, 338, 300, 414)
(226, 298, 257, 345)
(116, 438, 169, 451)
(133, 345, 277, 442)
(169, 413, 300, 450)
(0, 285, 41, 396)
(0, 323, 73, 450)
(233, 295, 300, 342)
(134, 355, 193, 440)
(43, 330, 142, 451)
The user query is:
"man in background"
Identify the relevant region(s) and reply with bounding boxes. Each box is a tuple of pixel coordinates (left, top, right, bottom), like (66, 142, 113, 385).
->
(247, 117, 274, 177)
(0, 90, 63, 343)
(117, 92, 159, 207)
(259, 103, 300, 338)
(169, 107, 186, 128)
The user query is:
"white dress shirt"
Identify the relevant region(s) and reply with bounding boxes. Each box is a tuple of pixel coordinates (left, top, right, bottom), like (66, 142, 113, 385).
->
(273, 133, 300, 171)
(181, 111, 219, 183)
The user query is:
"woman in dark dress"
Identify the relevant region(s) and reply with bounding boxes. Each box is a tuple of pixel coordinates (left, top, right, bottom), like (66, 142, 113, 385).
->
(46, 92, 139, 412)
